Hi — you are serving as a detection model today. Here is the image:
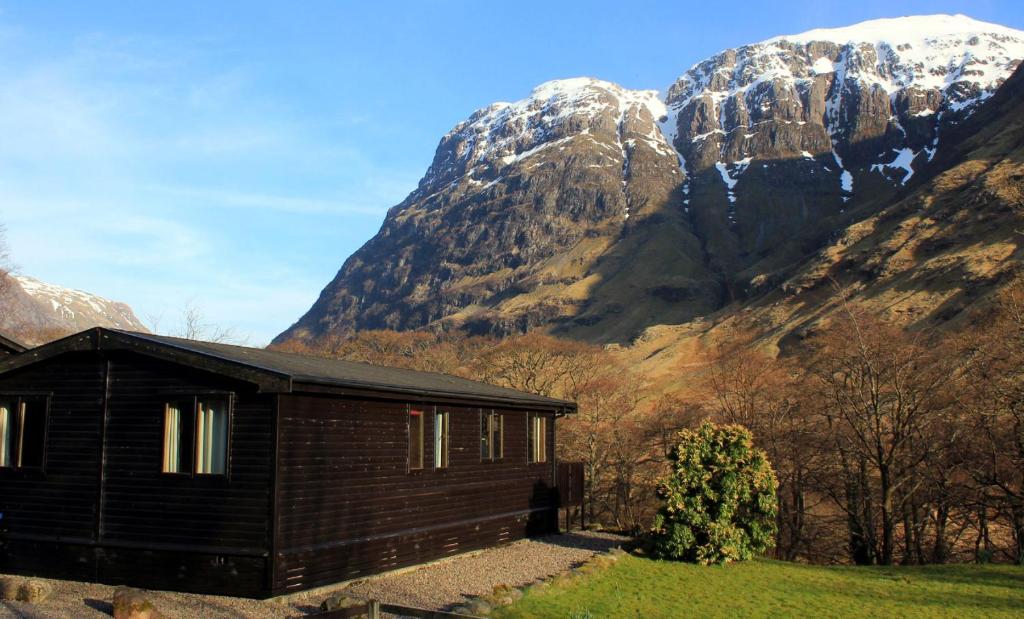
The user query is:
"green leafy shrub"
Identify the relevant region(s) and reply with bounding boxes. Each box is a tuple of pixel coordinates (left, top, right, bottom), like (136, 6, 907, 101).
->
(649, 420, 778, 564)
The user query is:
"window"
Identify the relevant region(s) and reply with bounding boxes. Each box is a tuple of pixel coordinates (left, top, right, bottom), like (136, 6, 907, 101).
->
(195, 398, 229, 475)
(0, 396, 48, 470)
(434, 410, 449, 469)
(162, 399, 192, 473)
(409, 409, 424, 470)
(528, 414, 547, 463)
(0, 400, 11, 468)
(161, 395, 230, 476)
(480, 410, 503, 460)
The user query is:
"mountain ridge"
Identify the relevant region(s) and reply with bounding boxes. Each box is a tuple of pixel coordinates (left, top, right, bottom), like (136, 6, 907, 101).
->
(0, 273, 149, 345)
(276, 14, 1024, 346)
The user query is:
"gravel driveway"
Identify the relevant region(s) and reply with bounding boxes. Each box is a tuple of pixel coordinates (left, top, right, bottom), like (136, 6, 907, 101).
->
(0, 531, 624, 618)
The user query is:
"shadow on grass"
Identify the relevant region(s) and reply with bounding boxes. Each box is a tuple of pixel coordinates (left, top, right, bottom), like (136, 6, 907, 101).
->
(779, 564, 1024, 615)
(893, 565, 1024, 590)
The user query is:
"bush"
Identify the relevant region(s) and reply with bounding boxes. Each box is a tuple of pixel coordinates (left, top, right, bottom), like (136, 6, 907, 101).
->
(648, 420, 778, 564)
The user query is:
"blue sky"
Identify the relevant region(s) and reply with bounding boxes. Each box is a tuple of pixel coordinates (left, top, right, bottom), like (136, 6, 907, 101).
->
(1, 1, 1022, 344)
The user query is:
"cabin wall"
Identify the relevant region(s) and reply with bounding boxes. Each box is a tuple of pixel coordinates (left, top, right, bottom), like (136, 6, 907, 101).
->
(0, 350, 275, 597)
(0, 351, 105, 543)
(273, 394, 558, 594)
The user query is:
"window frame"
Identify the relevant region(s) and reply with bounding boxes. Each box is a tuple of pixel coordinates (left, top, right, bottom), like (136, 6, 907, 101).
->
(194, 395, 232, 477)
(159, 392, 233, 479)
(161, 397, 195, 476)
(409, 407, 425, 472)
(480, 410, 504, 461)
(0, 393, 50, 473)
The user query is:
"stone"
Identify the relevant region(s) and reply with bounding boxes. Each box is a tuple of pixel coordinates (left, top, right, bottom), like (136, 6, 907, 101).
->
(112, 587, 165, 619)
(0, 577, 22, 601)
(16, 579, 52, 603)
(466, 598, 493, 616)
(320, 593, 368, 617)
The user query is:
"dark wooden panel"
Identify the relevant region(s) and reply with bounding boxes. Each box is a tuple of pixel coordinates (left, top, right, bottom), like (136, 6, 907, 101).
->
(0, 538, 267, 598)
(99, 352, 275, 552)
(273, 394, 558, 593)
(557, 461, 585, 507)
(0, 351, 105, 540)
(0, 350, 274, 596)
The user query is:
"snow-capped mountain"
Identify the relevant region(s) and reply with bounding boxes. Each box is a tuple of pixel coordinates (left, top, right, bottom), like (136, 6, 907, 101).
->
(277, 14, 1024, 345)
(1, 274, 148, 344)
(416, 78, 680, 209)
(665, 14, 1024, 192)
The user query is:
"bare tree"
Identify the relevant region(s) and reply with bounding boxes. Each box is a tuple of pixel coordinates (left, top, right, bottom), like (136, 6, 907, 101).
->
(960, 279, 1024, 563)
(0, 223, 12, 296)
(168, 301, 244, 344)
(471, 332, 603, 398)
(702, 332, 821, 560)
(807, 306, 960, 565)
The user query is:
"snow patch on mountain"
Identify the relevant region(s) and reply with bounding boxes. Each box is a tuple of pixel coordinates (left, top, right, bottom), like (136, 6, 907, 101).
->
(716, 157, 753, 204)
(448, 78, 673, 172)
(769, 14, 1024, 45)
(10, 274, 148, 332)
(664, 13, 1024, 197)
(871, 147, 918, 184)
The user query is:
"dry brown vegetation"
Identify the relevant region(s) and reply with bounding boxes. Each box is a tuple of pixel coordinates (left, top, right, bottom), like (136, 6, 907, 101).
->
(273, 277, 1024, 566)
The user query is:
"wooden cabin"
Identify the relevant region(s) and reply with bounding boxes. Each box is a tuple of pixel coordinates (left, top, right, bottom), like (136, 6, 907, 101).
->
(0, 328, 574, 598)
(0, 333, 26, 357)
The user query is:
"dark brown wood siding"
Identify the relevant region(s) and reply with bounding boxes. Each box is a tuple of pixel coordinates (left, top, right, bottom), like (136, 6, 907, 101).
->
(0, 351, 105, 542)
(273, 394, 558, 594)
(0, 350, 274, 597)
(101, 352, 275, 553)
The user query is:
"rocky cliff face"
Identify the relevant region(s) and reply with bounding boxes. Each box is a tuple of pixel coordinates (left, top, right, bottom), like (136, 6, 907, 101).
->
(629, 56, 1024, 390)
(664, 14, 1024, 287)
(277, 14, 1024, 345)
(0, 274, 148, 345)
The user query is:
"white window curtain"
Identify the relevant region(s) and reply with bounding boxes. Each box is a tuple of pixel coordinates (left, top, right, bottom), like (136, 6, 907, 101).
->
(196, 399, 228, 475)
(16, 400, 26, 468)
(162, 402, 182, 473)
(530, 415, 547, 463)
(434, 411, 448, 468)
(0, 400, 11, 468)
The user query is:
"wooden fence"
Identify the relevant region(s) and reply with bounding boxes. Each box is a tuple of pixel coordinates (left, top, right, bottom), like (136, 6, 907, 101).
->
(314, 599, 484, 618)
(557, 460, 585, 530)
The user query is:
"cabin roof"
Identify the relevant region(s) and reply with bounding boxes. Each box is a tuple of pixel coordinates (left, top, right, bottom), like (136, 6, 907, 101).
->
(0, 333, 27, 355)
(0, 328, 576, 411)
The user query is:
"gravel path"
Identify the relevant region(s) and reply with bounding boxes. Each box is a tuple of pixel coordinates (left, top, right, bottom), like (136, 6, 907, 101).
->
(0, 531, 625, 618)
(315, 531, 625, 612)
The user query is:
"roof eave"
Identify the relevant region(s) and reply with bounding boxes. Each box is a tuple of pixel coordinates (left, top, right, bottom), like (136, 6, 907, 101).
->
(292, 376, 576, 412)
(0, 333, 27, 354)
(0, 328, 293, 393)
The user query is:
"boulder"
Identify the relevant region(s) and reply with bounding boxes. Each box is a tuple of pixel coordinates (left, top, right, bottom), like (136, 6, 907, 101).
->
(465, 598, 492, 616)
(0, 577, 51, 603)
(112, 587, 165, 619)
(17, 579, 53, 603)
(0, 576, 21, 601)
(320, 593, 368, 617)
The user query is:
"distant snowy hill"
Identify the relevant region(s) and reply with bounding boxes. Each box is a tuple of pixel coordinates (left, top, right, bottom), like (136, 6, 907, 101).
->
(278, 14, 1024, 345)
(0, 274, 148, 344)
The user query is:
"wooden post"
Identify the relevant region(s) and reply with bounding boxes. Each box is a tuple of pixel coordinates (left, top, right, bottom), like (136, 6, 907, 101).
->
(367, 599, 381, 619)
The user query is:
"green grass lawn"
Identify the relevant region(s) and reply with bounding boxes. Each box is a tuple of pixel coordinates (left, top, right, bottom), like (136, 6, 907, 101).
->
(492, 555, 1024, 619)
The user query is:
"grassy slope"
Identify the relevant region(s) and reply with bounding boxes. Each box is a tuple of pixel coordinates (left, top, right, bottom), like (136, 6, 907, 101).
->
(494, 556, 1024, 619)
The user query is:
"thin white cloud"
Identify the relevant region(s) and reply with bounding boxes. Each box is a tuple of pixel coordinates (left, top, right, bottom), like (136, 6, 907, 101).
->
(148, 185, 390, 216)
